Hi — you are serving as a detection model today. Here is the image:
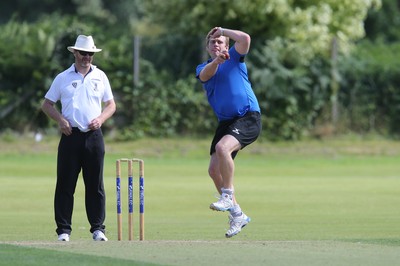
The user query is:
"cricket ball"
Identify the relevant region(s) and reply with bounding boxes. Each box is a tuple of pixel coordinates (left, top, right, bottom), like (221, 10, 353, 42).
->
(222, 51, 230, 60)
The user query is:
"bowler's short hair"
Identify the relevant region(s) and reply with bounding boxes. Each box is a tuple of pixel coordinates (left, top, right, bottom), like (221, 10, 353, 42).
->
(206, 35, 230, 48)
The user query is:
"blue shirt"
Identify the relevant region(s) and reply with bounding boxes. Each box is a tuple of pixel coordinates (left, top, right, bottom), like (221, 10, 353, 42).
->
(196, 47, 260, 121)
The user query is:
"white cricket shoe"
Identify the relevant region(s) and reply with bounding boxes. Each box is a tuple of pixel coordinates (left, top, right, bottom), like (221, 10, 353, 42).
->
(210, 193, 234, 211)
(225, 213, 251, 238)
(93, 230, 108, 241)
(57, 233, 70, 242)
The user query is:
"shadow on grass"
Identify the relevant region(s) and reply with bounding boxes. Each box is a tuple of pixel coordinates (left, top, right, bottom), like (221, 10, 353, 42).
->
(0, 243, 158, 266)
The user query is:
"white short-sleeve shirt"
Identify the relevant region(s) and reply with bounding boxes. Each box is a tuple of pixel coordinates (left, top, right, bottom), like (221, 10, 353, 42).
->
(45, 64, 114, 132)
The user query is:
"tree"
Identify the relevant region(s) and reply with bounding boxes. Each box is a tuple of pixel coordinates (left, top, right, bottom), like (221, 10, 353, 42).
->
(0, 15, 95, 131)
(0, 0, 386, 140)
(364, 0, 400, 42)
(141, 0, 381, 64)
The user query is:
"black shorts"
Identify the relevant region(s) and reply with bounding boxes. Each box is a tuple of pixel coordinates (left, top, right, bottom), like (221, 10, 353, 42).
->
(210, 111, 261, 159)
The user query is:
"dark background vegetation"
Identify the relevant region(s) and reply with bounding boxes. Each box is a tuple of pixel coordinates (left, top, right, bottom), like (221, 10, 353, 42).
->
(1, 0, 399, 141)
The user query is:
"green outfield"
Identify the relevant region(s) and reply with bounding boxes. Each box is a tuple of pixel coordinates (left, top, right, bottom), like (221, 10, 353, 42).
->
(0, 136, 400, 265)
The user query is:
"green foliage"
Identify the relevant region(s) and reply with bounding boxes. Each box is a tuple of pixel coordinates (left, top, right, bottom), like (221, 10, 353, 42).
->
(0, 18, 55, 130)
(365, 0, 400, 42)
(250, 44, 331, 140)
(0, 0, 77, 23)
(338, 41, 400, 136)
(0, 15, 97, 131)
(0, 0, 393, 141)
(142, 0, 381, 65)
(117, 60, 214, 140)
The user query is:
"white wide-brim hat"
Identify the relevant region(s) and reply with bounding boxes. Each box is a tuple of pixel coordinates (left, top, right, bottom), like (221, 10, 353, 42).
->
(67, 35, 102, 53)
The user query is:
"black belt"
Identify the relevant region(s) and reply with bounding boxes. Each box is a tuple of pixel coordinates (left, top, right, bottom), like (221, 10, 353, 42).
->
(71, 127, 95, 133)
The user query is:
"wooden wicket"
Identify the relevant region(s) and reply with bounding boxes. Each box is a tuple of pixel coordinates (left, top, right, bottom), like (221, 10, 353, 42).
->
(116, 158, 145, 241)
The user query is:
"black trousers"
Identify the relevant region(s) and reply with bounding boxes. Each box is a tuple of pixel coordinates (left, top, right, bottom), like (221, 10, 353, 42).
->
(55, 128, 106, 235)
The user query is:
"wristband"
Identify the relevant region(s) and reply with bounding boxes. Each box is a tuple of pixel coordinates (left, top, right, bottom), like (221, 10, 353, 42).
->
(220, 27, 224, 36)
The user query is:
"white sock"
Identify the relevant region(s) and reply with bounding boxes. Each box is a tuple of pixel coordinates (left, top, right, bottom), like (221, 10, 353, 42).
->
(230, 204, 242, 217)
(221, 188, 234, 195)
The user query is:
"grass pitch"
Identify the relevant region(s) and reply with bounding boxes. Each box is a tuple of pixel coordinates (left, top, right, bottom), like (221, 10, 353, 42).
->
(0, 136, 400, 265)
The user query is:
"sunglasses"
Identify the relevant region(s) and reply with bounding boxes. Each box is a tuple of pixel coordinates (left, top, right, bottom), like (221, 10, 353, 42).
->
(77, 50, 94, 56)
